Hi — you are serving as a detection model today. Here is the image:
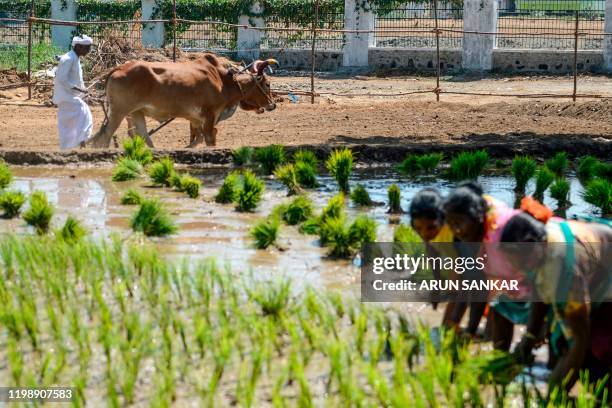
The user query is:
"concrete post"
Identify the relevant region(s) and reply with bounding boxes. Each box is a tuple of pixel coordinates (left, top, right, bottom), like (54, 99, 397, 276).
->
(141, 0, 164, 47)
(462, 0, 497, 70)
(343, 0, 375, 67)
(604, 0, 612, 72)
(51, 0, 76, 50)
(237, 2, 264, 61)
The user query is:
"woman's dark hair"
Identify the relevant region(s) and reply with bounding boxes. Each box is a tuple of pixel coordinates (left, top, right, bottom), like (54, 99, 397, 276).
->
(443, 181, 487, 221)
(500, 213, 547, 242)
(409, 188, 444, 222)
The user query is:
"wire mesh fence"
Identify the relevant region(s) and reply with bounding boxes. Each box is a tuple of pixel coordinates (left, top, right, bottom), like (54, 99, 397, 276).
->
(0, 0, 50, 45)
(262, 9, 345, 50)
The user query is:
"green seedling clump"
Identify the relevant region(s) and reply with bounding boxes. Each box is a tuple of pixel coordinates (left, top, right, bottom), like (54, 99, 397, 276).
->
(283, 195, 313, 225)
(417, 153, 443, 172)
(495, 159, 506, 169)
(387, 184, 402, 214)
(0, 160, 13, 188)
(448, 150, 489, 180)
(326, 148, 354, 193)
(397, 154, 420, 175)
(295, 161, 318, 188)
(583, 179, 612, 216)
(58, 216, 87, 243)
(534, 166, 555, 201)
(348, 215, 377, 245)
(274, 164, 301, 196)
(123, 135, 153, 165)
(320, 215, 376, 258)
(148, 157, 176, 187)
(350, 184, 373, 207)
(232, 146, 254, 166)
(236, 170, 265, 212)
(254, 145, 286, 175)
(0, 190, 25, 218)
(130, 198, 177, 236)
(215, 171, 241, 204)
(550, 178, 570, 207)
(393, 224, 422, 243)
(320, 193, 345, 223)
(511, 156, 537, 192)
(249, 280, 291, 317)
(176, 174, 201, 198)
(299, 217, 320, 235)
(577, 156, 599, 181)
(120, 189, 144, 205)
(544, 152, 569, 177)
(250, 216, 280, 249)
(112, 158, 142, 182)
(293, 150, 318, 168)
(23, 191, 54, 234)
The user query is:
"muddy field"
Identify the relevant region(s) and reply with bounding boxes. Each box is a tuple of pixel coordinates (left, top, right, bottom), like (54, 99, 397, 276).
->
(0, 73, 611, 163)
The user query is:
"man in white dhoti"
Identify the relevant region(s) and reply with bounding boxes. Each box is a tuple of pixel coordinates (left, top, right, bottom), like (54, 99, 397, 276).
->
(53, 35, 93, 150)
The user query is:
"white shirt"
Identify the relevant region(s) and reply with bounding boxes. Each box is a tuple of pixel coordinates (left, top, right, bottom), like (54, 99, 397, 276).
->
(53, 50, 86, 105)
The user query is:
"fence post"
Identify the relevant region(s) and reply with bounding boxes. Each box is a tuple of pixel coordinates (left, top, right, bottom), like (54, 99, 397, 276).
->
(50, 0, 77, 49)
(141, 0, 164, 47)
(604, 0, 612, 72)
(27, 0, 34, 100)
(237, 2, 264, 61)
(311, 0, 319, 104)
(342, 0, 374, 67)
(462, 0, 497, 70)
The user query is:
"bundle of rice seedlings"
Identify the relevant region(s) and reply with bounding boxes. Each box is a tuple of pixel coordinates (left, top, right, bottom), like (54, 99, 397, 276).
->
(461, 351, 522, 385)
(274, 164, 301, 196)
(550, 178, 570, 207)
(249, 280, 291, 317)
(236, 170, 265, 212)
(130, 199, 177, 236)
(448, 150, 489, 180)
(293, 150, 318, 168)
(577, 156, 599, 181)
(326, 148, 353, 193)
(23, 191, 54, 234)
(254, 145, 286, 175)
(0, 161, 13, 189)
(299, 217, 320, 235)
(583, 179, 612, 216)
(123, 135, 153, 165)
(495, 159, 506, 169)
(215, 171, 241, 204)
(320, 216, 352, 257)
(295, 161, 318, 188)
(58, 216, 87, 243)
(397, 155, 420, 175)
(232, 146, 254, 166)
(320, 193, 345, 223)
(594, 161, 612, 181)
(283, 195, 313, 225)
(417, 153, 443, 172)
(348, 215, 377, 246)
(511, 156, 537, 193)
(0, 190, 25, 218)
(169, 172, 182, 190)
(545, 152, 568, 177)
(387, 184, 402, 214)
(534, 166, 555, 201)
(393, 224, 422, 243)
(250, 216, 280, 249)
(120, 189, 144, 205)
(112, 158, 142, 182)
(148, 157, 176, 187)
(350, 184, 373, 207)
(177, 174, 201, 198)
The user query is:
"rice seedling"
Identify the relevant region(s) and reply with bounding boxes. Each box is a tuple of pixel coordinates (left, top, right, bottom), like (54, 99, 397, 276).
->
(22, 191, 54, 234)
(283, 195, 313, 225)
(320, 216, 352, 257)
(215, 171, 241, 204)
(176, 174, 201, 198)
(0, 160, 13, 189)
(577, 155, 599, 181)
(321, 193, 345, 223)
(232, 146, 254, 166)
(544, 151, 569, 177)
(583, 178, 612, 216)
(123, 135, 153, 165)
(111, 158, 142, 182)
(58, 216, 87, 243)
(417, 153, 443, 172)
(461, 351, 522, 385)
(299, 217, 320, 235)
(350, 184, 373, 207)
(295, 161, 318, 188)
(249, 280, 291, 317)
(274, 164, 301, 195)
(250, 216, 280, 249)
(348, 215, 377, 245)
(326, 148, 354, 193)
(236, 170, 265, 212)
(550, 178, 570, 207)
(511, 156, 537, 193)
(254, 145, 286, 175)
(393, 224, 422, 243)
(148, 157, 176, 187)
(293, 150, 318, 168)
(120, 189, 144, 205)
(387, 184, 402, 214)
(448, 150, 489, 180)
(534, 166, 555, 201)
(397, 155, 420, 175)
(130, 198, 177, 236)
(0, 190, 25, 218)
(594, 161, 612, 181)
(495, 159, 506, 169)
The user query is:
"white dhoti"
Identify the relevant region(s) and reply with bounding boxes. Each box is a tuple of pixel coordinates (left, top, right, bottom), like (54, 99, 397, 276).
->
(57, 97, 93, 150)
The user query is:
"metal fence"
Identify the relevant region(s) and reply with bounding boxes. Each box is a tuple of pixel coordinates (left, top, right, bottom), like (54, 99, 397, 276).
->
(0, 0, 50, 45)
(76, 0, 141, 46)
(497, 0, 605, 49)
(262, 10, 345, 50)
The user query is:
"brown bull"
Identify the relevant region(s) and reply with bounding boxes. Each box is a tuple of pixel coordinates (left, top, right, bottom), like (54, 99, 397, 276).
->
(88, 54, 277, 148)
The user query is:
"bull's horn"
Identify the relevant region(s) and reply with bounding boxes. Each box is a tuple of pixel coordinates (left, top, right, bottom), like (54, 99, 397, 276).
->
(256, 59, 278, 76)
(266, 59, 278, 66)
